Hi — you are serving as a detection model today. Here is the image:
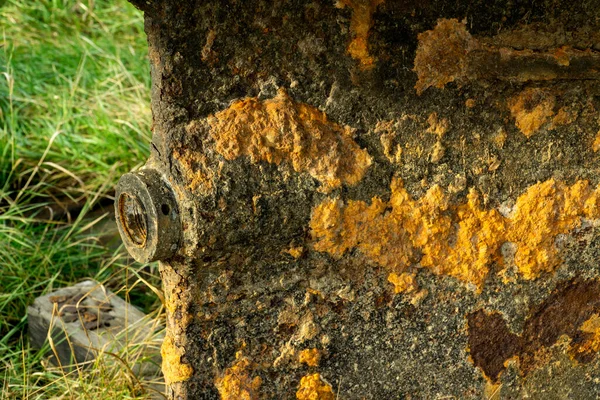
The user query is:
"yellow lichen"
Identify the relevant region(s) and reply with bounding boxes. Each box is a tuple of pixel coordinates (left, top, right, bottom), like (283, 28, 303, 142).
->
(172, 148, 214, 193)
(426, 112, 450, 138)
(571, 314, 600, 358)
(161, 335, 194, 384)
(428, 189, 506, 286)
(215, 354, 262, 400)
(493, 128, 507, 149)
(296, 373, 335, 400)
(549, 106, 577, 129)
(338, 0, 385, 70)
(311, 178, 600, 288)
(508, 88, 555, 138)
(508, 179, 600, 279)
(387, 272, 418, 294)
(208, 89, 372, 192)
(375, 120, 402, 163)
(283, 246, 304, 259)
(593, 131, 600, 152)
(298, 348, 321, 367)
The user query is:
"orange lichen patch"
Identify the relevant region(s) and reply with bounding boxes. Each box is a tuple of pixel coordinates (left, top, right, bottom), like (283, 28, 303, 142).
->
(296, 373, 335, 400)
(161, 335, 194, 384)
(508, 88, 555, 137)
(430, 141, 445, 163)
(311, 178, 501, 288)
(429, 189, 506, 286)
(553, 46, 571, 66)
(414, 19, 476, 95)
(493, 128, 507, 149)
(375, 120, 402, 163)
(172, 148, 214, 193)
(312, 178, 600, 288)
(571, 314, 600, 362)
(465, 98, 476, 108)
(550, 106, 578, 130)
(298, 348, 321, 367)
(215, 354, 262, 400)
(283, 246, 304, 259)
(593, 131, 600, 152)
(208, 89, 372, 192)
(387, 272, 417, 294)
(338, 0, 385, 70)
(508, 179, 600, 279)
(426, 112, 450, 138)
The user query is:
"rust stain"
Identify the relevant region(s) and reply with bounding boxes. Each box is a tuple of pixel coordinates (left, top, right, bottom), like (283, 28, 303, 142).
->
(414, 19, 600, 94)
(338, 0, 385, 70)
(215, 353, 262, 400)
(311, 178, 600, 289)
(298, 348, 322, 367)
(413, 19, 476, 95)
(468, 279, 600, 382)
(208, 88, 372, 192)
(296, 373, 335, 400)
(161, 334, 194, 384)
(508, 88, 555, 137)
(201, 29, 217, 63)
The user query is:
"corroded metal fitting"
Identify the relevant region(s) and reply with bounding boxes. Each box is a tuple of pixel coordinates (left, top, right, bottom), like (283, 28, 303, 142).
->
(115, 168, 181, 263)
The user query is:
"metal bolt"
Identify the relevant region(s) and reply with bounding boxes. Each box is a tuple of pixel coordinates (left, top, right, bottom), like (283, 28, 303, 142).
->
(115, 168, 181, 263)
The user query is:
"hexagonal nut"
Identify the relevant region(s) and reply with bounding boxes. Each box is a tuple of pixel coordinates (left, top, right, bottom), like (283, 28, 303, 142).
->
(115, 168, 181, 263)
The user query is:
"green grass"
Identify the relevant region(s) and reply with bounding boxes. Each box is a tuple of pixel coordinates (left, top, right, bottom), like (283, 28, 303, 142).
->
(0, 1, 163, 398)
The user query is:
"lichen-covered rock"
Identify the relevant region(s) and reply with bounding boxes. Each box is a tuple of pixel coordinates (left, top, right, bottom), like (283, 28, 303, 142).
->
(125, 0, 600, 398)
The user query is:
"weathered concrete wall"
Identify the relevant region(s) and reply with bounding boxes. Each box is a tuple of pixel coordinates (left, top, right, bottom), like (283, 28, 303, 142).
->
(125, 0, 600, 398)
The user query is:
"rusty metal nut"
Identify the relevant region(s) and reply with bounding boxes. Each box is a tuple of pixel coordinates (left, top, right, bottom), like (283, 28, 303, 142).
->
(115, 168, 181, 263)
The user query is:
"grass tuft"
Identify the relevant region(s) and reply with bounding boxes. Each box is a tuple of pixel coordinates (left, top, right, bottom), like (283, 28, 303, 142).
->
(0, 1, 162, 398)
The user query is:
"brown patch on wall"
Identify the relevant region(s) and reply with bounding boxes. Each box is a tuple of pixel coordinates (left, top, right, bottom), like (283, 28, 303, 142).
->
(208, 88, 372, 192)
(338, 0, 385, 70)
(413, 19, 600, 94)
(311, 178, 600, 289)
(215, 354, 263, 400)
(467, 279, 600, 382)
(414, 19, 476, 95)
(508, 88, 555, 137)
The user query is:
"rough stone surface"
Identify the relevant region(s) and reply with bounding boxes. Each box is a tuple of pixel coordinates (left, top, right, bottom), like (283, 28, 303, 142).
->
(126, 0, 600, 398)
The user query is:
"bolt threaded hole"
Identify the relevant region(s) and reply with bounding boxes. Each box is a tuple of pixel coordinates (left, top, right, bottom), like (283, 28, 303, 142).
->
(118, 193, 147, 247)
